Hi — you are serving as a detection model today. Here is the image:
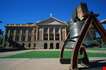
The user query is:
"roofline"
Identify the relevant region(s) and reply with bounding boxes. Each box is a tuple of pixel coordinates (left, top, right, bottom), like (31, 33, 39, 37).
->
(36, 16, 67, 25)
(50, 16, 67, 24)
(5, 24, 38, 28)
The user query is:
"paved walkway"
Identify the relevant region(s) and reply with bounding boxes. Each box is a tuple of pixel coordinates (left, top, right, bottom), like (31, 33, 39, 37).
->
(0, 58, 70, 70)
(0, 58, 106, 70)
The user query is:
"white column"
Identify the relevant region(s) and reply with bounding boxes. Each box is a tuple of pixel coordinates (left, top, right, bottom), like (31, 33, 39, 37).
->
(7, 30, 10, 48)
(2, 30, 6, 47)
(39, 28, 42, 40)
(36, 29, 38, 40)
(31, 29, 35, 41)
(53, 27, 55, 40)
(7, 30, 10, 38)
(62, 27, 67, 40)
(48, 28, 49, 40)
(25, 30, 28, 41)
(59, 28, 61, 41)
(42, 28, 44, 40)
(39, 28, 43, 40)
(13, 30, 16, 41)
(64, 27, 67, 40)
(19, 30, 22, 41)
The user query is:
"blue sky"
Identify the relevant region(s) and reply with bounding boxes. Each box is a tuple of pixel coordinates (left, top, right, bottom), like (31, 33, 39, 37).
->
(0, 0, 106, 30)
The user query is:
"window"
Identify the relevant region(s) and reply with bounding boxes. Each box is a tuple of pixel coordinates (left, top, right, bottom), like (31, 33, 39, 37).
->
(22, 43, 25, 48)
(15, 34, 19, 41)
(15, 30, 20, 41)
(28, 43, 31, 48)
(50, 43, 53, 49)
(55, 27, 59, 33)
(44, 43, 47, 49)
(28, 29, 32, 41)
(44, 34, 48, 40)
(56, 43, 59, 49)
(21, 30, 26, 41)
(9, 30, 14, 40)
(44, 27, 48, 33)
(50, 33, 54, 40)
(44, 27, 48, 40)
(5, 30, 8, 39)
(33, 43, 36, 49)
(55, 34, 59, 40)
(49, 27, 53, 33)
(34, 30, 36, 41)
(55, 27, 59, 40)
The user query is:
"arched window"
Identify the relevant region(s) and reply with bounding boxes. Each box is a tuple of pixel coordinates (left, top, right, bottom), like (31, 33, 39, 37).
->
(22, 43, 25, 47)
(44, 43, 47, 49)
(50, 43, 53, 49)
(28, 43, 31, 48)
(56, 43, 59, 49)
(33, 43, 36, 49)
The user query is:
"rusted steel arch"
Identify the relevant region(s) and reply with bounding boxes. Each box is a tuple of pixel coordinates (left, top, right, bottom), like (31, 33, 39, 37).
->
(70, 13, 106, 70)
(60, 31, 71, 64)
(60, 12, 106, 70)
(60, 14, 92, 64)
(70, 15, 92, 70)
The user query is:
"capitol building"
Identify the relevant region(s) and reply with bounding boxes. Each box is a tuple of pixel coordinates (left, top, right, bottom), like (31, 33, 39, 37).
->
(2, 3, 98, 49)
(3, 16, 67, 49)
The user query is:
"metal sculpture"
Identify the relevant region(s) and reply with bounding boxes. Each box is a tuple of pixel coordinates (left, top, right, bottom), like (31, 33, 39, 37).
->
(60, 12, 106, 70)
(60, 3, 106, 70)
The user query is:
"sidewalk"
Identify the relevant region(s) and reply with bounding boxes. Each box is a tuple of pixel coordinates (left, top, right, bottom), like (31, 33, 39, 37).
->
(0, 58, 105, 70)
(0, 58, 69, 70)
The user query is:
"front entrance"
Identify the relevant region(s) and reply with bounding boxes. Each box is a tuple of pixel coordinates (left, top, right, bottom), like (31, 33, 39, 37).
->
(56, 43, 59, 49)
(44, 43, 47, 49)
(50, 43, 53, 49)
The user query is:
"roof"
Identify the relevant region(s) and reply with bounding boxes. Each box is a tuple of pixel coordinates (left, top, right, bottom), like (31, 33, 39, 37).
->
(36, 17, 67, 25)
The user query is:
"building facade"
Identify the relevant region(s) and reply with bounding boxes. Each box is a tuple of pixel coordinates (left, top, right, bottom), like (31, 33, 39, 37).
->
(3, 17, 67, 49)
(2, 3, 99, 49)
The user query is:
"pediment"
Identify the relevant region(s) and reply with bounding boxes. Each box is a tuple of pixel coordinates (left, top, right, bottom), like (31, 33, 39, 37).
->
(48, 21, 64, 25)
(36, 17, 66, 25)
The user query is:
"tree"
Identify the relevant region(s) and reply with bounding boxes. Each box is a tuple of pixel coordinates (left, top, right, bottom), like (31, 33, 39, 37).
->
(0, 29, 3, 46)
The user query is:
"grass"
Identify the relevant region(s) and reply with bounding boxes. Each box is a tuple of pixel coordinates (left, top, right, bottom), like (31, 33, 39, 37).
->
(1, 50, 106, 58)
(1, 51, 60, 58)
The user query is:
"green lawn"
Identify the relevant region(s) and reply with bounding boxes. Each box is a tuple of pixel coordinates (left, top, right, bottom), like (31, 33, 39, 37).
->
(1, 50, 106, 58)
